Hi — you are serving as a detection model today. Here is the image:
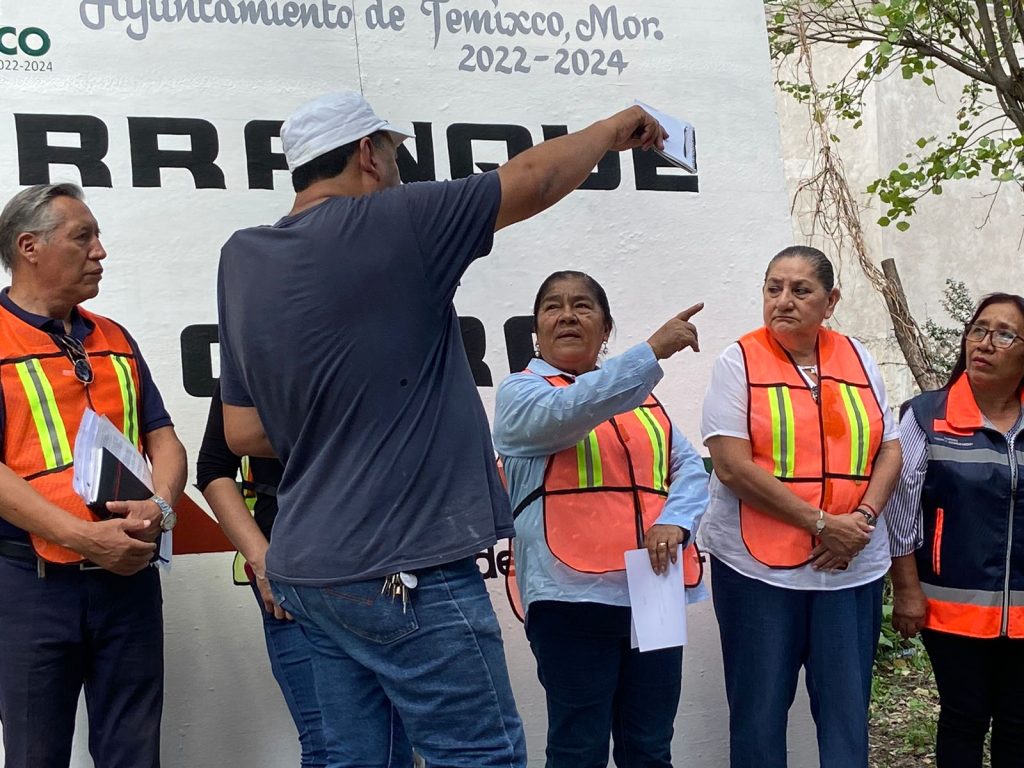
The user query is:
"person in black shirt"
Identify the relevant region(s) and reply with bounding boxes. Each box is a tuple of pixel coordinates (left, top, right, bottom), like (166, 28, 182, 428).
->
(197, 385, 338, 765)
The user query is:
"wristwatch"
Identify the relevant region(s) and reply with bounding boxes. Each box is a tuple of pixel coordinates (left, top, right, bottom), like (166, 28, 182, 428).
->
(855, 507, 877, 525)
(150, 494, 177, 532)
(813, 509, 827, 536)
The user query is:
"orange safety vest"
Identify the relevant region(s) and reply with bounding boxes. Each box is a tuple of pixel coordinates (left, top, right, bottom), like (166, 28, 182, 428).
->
(510, 373, 703, 587)
(0, 306, 143, 563)
(738, 327, 884, 568)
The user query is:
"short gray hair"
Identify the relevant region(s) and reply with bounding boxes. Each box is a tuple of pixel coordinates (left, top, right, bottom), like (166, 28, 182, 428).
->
(0, 183, 85, 272)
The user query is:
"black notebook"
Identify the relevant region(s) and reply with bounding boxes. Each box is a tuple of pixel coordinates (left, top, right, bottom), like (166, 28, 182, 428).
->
(86, 447, 152, 519)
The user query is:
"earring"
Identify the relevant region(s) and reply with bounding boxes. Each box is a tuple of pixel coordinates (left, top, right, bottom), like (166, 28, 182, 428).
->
(601, 341, 609, 355)
(534, 344, 541, 357)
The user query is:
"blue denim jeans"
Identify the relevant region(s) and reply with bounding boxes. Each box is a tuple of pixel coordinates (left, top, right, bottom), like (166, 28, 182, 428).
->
(249, 580, 329, 767)
(710, 557, 883, 768)
(273, 556, 526, 768)
(525, 600, 682, 768)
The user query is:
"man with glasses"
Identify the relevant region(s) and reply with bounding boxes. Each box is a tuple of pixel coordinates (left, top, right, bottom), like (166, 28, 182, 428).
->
(0, 183, 187, 768)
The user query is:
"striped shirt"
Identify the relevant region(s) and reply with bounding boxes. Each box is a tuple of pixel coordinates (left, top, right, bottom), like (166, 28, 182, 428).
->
(882, 412, 928, 557)
(885, 404, 1024, 557)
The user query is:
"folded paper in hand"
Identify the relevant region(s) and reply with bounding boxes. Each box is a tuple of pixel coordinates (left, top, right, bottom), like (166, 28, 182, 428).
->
(633, 100, 697, 173)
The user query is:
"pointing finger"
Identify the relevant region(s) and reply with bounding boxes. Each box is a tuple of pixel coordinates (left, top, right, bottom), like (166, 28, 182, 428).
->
(679, 303, 704, 321)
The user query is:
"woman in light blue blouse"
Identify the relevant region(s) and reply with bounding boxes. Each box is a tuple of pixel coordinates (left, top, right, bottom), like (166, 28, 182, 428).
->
(493, 270, 709, 768)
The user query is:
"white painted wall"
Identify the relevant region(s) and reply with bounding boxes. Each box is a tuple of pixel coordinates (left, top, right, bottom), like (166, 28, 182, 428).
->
(0, 1, 825, 765)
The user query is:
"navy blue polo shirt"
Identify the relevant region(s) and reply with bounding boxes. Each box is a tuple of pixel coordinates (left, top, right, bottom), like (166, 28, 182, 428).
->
(0, 289, 172, 541)
(218, 171, 514, 586)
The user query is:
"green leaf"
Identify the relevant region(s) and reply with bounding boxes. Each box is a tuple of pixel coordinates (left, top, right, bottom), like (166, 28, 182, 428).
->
(896, 221, 911, 232)
(877, 216, 891, 227)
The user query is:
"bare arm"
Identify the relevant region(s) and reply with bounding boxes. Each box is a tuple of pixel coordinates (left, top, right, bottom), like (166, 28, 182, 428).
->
(707, 435, 823, 532)
(224, 404, 277, 458)
(146, 426, 188, 506)
(202, 478, 269, 568)
(706, 434, 873, 564)
(858, 439, 903, 518)
(201, 477, 287, 618)
(890, 553, 928, 638)
(495, 106, 666, 230)
(0, 461, 155, 574)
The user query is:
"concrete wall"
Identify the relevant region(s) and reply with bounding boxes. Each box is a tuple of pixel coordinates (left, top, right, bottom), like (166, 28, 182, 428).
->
(0, 1, 858, 765)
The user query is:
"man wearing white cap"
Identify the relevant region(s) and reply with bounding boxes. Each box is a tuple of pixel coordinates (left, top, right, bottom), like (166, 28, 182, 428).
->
(216, 90, 666, 766)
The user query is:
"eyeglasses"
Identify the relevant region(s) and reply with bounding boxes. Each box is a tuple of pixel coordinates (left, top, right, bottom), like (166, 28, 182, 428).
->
(965, 324, 1023, 350)
(55, 334, 94, 385)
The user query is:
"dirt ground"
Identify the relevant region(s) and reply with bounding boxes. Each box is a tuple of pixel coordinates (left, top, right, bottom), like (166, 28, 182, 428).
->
(869, 653, 939, 768)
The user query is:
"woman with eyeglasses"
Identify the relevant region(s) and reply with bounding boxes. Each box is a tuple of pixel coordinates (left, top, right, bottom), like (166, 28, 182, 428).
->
(886, 293, 1024, 768)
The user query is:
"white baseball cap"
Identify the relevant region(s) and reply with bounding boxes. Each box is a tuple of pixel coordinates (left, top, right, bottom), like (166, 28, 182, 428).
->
(280, 91, 415, 171)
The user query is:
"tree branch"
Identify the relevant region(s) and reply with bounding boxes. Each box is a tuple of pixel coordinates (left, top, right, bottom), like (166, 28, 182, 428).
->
(990, 0, 1023, 81)
(975, 1, 1013, 82)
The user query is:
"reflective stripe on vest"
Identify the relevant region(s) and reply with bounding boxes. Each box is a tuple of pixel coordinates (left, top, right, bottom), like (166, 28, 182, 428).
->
(767, 385, 795, 479)
(635, 406, 668, 491)
(14, 358, 72, 472)
(111, 353, 139, 447)
(0, 306, 143, 563)
(839, 383, 873, 476)
(921, 584, 1024, 639)
(739, 327, 884, 568)
(515, 373, 703, 587)
(568, 405, 666, 493)
(576, 430, 603, 488)
(912, 375, 1024, 639)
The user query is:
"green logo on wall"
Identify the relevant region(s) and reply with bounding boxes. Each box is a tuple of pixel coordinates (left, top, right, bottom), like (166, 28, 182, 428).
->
(0, 27, 51, 56)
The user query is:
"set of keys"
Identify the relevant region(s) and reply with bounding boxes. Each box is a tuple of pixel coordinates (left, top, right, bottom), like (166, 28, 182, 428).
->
(381, 571, 418, 613)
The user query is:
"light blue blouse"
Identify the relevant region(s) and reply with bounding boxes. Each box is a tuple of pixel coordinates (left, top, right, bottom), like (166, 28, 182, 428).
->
(493, 342, 710, 614)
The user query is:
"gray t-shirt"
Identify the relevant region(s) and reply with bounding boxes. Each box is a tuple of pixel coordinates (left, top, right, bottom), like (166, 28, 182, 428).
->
(217, 172, 512, 585)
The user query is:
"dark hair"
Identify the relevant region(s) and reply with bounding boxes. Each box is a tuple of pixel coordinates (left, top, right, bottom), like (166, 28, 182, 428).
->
(291, 131, 389, 192)
(943, 292, 1024, 390)
(532, 270, 613, 332)
(765, 245, 835, 292)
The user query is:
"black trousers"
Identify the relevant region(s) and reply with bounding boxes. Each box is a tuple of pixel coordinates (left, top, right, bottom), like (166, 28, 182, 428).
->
(525, 600, 682, 768)
(0, 555, 163, 768)
(921, 629, 1024, 768)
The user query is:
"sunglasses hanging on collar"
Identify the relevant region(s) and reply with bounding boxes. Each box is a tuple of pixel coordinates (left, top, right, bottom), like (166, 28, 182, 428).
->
(52, 334, 94, 385)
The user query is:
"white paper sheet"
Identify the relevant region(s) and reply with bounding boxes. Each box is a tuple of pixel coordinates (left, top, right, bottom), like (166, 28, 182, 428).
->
(73, 408, 153, 504)
(632, 100, 697, 173)
(625, 546, 688, 652)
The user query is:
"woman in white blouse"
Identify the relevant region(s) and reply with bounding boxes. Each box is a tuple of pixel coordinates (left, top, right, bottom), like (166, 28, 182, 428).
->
(700, 246, 902, 768)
